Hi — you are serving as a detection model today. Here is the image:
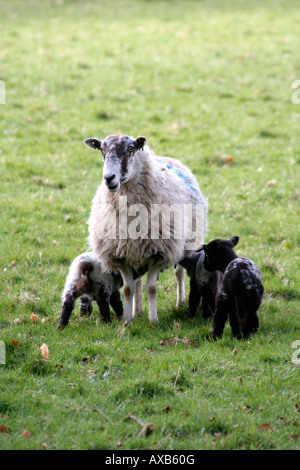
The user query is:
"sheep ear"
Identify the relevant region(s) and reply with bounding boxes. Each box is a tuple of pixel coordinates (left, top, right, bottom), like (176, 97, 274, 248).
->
(229, 236, 239, 247)
(197, 250, 205, 264)
(134, 136, 147, 150)
(195, 251, 206, 277)
(84, 138, 102, 151)
(178, 253, 198, 271)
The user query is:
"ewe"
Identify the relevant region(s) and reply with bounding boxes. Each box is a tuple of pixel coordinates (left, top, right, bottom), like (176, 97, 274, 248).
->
(85, 134, 207, 322)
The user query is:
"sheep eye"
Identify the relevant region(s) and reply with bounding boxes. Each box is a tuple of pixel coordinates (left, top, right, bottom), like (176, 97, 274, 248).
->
(127, 147, 135, 155)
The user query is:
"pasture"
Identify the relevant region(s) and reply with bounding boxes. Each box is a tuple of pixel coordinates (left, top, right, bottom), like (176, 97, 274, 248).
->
(0, 0, 299, 450)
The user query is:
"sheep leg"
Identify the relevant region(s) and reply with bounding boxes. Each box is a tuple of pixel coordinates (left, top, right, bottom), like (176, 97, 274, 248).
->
(249, 312, 259, 334)
(188, 278, 201, 318)
(233, 296, 252, 338)
(145, 264, 160, 322)
(109, 290, 123, 319)
(201, 286, 215, 319)
(229, 310, 242, 339)
(175, 264, 186, 307)
(79, 295, 93, 317)
(133, 277, 143, 318)
(120, 265, 135, 322)
(243, 312, 259, 338)
(95, 283, 111, 323)
(58, 293, 76, 329)
(211, 292, 229, 339)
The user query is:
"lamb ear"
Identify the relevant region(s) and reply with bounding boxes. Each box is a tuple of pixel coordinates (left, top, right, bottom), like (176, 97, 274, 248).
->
(198, 244, 206, 252)
(84, 138, 102, 151)
(178, 253, 197, 271)
(229, 236, 239, 247)
(134, 136, 147, 150)
(197, 250, 205, 264)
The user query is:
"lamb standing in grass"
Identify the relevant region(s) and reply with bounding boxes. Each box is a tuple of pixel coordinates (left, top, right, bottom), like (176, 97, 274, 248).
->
(85, 134, 207, 323)
(200, 236, 264, 339)
(58, 252, 123, 329)
(178, 251, 222, 319)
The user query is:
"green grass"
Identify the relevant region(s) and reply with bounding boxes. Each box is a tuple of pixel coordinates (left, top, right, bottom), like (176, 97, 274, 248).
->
(0, 0, 299, 450)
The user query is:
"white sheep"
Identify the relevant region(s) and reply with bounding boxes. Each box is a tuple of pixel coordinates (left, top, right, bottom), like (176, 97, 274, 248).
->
(84, 134, 208, 323)
(58, 252, 123, 329)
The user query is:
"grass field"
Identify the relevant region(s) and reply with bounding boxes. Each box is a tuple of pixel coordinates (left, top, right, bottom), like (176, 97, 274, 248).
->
(0, 0, 299, 450)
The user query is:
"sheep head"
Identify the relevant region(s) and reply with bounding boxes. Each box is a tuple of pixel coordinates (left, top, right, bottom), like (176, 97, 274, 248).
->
(84, 134, 147, 192)
(201, 236, 239, 273)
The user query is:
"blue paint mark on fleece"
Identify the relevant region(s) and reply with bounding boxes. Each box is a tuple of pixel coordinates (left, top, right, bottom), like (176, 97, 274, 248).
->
(165, 164, 197, 193)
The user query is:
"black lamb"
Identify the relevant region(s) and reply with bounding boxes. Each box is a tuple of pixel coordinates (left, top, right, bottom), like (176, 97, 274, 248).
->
(179, 252, 222, 319)
(201, 236, 264, 339)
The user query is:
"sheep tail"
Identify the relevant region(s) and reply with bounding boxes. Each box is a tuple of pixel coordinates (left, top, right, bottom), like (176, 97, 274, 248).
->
(74, 261, 94, 297)
(235, 295, 248, 332)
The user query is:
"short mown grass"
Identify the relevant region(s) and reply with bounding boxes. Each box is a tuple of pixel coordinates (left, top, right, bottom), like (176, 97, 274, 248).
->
(0, 0, 299, 450)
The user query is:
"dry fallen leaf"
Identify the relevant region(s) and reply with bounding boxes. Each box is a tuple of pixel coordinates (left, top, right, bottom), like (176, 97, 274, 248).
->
(145, 423, 153, 436)
(31, 313, 38, 324)
(22, 430, 31, 438)
(0, 425, 8, 433)
(183, 337, 195, 345)
(40, 343, 49, 360)
(160, 339, 168, 346)
(14, 318, 21, 324)
(279, 417, 288, 425)
(259, 423, 273, 431)
(11, 339, 20, 348)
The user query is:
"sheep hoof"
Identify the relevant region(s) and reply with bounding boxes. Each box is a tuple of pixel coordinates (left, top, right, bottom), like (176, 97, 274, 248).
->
(149, 316, 159, 323)
(122, 316, 133, 323)
(133, 310, 144, 318)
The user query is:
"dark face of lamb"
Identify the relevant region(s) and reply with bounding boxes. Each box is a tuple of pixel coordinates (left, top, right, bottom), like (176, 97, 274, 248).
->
(84, 134, 147, 192)
(202, 236, 239, 273)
